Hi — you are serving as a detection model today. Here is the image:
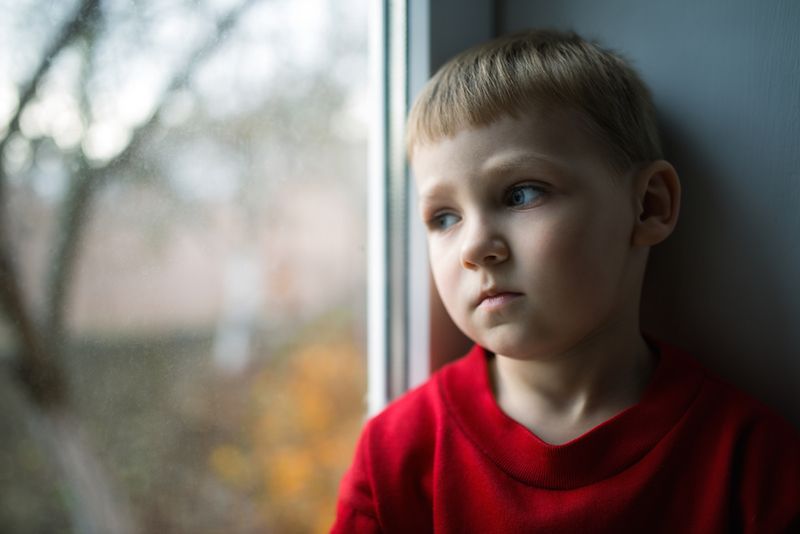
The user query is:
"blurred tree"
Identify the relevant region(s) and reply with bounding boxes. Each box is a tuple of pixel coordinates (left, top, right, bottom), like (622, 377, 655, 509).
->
(253, 337, 365, 532)
(0, 1, 267, 531)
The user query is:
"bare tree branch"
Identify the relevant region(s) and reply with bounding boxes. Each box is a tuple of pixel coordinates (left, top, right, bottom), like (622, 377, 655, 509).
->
(43, 0, 262, 347)
(45, 158, 95, 347)
(0, 0, 101, 408)
(0, 0, 100, 143)
(0, 2, 266, 531)
(3, 0, 258, 407)
(45, 23, 98, 350)
(0, 0, 100, 166)
(102, 0, 263, 175)
(0, 251, 66, 406)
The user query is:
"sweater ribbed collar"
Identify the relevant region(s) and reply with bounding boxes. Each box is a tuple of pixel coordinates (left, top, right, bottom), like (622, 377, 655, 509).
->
(437, 340, 705, 489)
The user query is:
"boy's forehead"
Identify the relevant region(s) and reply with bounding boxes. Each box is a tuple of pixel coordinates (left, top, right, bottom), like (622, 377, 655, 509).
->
(411, 108, 613, 185)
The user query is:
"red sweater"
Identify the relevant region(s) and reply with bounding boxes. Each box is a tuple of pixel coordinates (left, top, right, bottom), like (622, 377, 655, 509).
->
(332, 342, 800, 533)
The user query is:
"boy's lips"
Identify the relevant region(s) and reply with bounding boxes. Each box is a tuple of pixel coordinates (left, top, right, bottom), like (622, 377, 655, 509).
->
(476, 289, 524, 310)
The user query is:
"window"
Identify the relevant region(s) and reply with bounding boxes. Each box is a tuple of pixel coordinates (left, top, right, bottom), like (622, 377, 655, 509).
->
(0, 0, 368, 532)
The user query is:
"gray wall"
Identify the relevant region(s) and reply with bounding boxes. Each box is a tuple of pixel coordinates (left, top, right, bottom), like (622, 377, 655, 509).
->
(498, 0, 800, 425)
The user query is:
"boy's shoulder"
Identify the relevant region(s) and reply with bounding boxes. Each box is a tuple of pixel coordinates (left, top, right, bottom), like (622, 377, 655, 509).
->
(336, 346, 481, 522)
(364, 344, 481, 445)
(649, 339, 798, 437)
(691, 353, 800, 449)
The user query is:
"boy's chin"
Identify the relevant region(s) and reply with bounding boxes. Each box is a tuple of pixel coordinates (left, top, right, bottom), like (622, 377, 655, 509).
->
(474, 325, 583, 362)
(473, 328, 545, 360)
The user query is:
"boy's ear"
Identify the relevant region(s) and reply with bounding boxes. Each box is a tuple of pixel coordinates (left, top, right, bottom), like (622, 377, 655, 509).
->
(630, 160, 681, 247)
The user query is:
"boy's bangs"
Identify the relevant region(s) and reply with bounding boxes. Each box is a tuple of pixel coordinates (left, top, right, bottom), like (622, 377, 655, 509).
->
(406, 30, 663, 169)
(406, 45, 551, 156)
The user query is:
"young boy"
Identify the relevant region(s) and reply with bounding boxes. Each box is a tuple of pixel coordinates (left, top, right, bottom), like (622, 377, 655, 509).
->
(332, 29, 800, 533)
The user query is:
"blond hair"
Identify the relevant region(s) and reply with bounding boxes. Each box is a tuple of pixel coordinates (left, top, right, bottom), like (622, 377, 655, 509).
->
(406, 29, 662, 171)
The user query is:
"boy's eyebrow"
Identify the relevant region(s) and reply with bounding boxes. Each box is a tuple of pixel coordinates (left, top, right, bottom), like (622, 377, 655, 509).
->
(416, 180, 454, 203)
(416, 152, 568, 201)
(481, 152, 566, 179)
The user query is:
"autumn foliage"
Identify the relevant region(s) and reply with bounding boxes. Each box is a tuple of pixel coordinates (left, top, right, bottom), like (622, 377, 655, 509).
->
(209, 333, 366, 532)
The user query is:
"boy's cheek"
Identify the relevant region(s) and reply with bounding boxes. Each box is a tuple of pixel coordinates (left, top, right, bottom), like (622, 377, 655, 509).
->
(431, 270, 461, 309)
(429, 243, 462, 276)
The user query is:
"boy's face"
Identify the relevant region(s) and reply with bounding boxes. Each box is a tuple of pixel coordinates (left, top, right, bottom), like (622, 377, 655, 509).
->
(412, 108, 645, 360)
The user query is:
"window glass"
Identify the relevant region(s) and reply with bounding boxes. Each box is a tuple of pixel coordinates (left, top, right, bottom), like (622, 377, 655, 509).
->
(0, 0, 368, 532)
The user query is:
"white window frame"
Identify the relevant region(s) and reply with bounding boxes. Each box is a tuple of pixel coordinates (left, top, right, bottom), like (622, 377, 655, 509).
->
(368, 0, 495, 415)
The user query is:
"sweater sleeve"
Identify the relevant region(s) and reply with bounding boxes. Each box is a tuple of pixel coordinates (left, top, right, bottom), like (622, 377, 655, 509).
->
(738, 412, 800, 534)
(330, 503, 381, 534)
(330, 421, 382, 533)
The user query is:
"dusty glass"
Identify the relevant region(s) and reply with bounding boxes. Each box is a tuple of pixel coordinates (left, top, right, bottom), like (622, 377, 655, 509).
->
(0, 0, 368, 532)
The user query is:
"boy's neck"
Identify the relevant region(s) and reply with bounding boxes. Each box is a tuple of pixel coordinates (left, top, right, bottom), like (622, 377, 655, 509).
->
(488, 324, 657, 446)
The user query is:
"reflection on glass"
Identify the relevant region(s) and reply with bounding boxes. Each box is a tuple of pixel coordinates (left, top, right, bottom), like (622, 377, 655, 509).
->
(0, 0, 368, 532)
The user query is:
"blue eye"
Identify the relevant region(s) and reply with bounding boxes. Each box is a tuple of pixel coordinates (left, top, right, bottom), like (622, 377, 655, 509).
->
(431, 213, 459, 230)
(505, 185, 543, 208)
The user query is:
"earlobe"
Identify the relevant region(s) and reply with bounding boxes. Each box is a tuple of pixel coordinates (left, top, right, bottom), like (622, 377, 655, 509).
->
(631, 160, 681, 247)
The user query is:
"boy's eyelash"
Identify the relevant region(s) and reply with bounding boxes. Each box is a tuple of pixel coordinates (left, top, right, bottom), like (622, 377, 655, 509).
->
(503, 183, 548, 206)
(427, 211, 459, 230)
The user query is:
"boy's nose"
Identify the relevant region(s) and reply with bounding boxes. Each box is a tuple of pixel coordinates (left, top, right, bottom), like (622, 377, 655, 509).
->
(460, 224, 509, 269)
